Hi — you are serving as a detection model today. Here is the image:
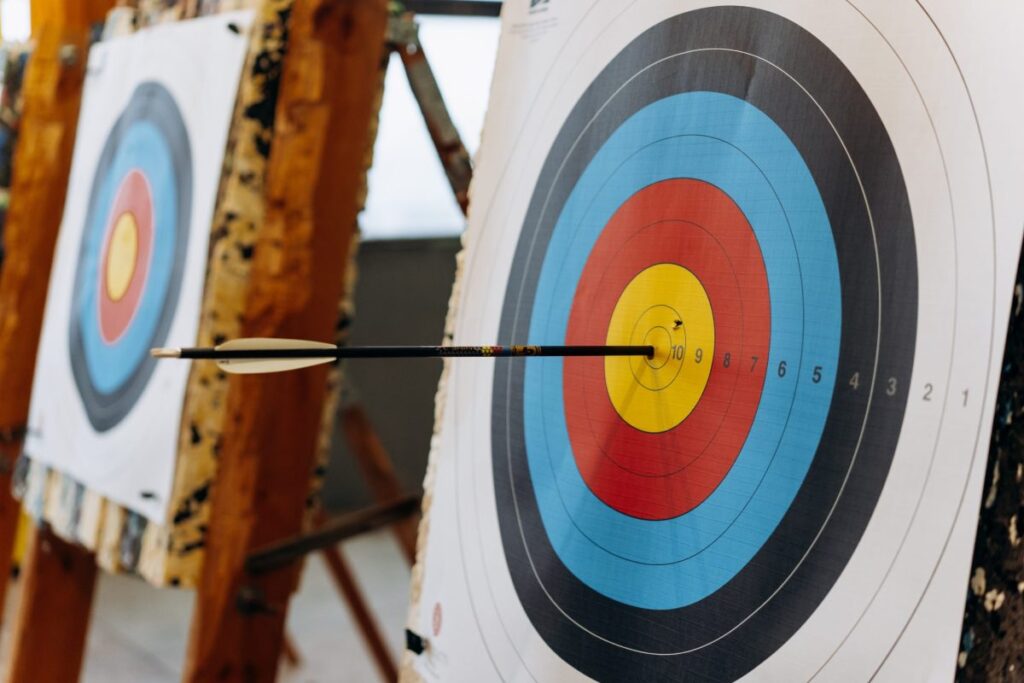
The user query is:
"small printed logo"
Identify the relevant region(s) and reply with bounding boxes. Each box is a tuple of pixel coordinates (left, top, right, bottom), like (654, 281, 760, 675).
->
(529, 0, 550, 12)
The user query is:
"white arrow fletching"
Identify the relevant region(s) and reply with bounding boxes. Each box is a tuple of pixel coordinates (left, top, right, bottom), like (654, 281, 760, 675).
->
(215, 337, 337, 375)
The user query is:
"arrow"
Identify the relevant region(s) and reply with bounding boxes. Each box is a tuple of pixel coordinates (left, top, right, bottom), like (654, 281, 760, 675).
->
(151, 338, 654, 375)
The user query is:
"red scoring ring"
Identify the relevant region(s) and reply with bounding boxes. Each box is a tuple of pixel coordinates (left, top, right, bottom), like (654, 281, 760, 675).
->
(98, 170, 154, 344)
(563, 179, 770, 520)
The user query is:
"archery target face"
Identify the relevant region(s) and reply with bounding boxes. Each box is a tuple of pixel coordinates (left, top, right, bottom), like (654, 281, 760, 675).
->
(24, 13, 251, 523)
(410, 1, 1024, 681)
(69, 82, 192, 432)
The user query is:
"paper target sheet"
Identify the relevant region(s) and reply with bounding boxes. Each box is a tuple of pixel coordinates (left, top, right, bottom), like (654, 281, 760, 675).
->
(407, 1, 1024, 680)
(24, 13, 252, 523)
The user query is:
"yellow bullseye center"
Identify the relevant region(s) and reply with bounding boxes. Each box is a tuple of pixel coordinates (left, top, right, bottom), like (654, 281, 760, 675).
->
(105, 211, 139, 302)
(104, 210, 139, 301)
(605, 263, 715, 433)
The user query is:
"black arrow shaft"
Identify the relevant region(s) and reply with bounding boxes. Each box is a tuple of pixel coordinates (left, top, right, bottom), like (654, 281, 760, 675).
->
(177, 344, 653, 360)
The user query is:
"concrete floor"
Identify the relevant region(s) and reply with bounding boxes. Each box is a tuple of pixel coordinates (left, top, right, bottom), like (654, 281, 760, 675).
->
(0, 530, 411, 682)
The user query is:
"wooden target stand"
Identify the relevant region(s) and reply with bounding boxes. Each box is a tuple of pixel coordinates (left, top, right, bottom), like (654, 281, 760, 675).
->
(0, 0, 473, 680)
(0, 9, 113, 683)
(227, 7, 477, 678)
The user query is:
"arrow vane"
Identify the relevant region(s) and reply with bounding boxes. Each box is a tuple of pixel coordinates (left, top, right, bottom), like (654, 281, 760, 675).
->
(151, 338, 654, 375)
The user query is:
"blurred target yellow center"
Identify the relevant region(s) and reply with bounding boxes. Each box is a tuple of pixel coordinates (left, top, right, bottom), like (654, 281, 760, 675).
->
(105, 212, 139, 302)
(605, 264, 715, 433)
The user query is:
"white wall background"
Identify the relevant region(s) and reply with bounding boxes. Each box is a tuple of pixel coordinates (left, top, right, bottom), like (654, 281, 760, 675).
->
(362, 15, 500, 239)
(0, 0, 30, 41)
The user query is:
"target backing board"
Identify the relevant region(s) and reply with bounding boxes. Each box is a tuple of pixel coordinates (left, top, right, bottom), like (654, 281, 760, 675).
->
(407, 1, 1024, 680)
(24, 13, 251, 524)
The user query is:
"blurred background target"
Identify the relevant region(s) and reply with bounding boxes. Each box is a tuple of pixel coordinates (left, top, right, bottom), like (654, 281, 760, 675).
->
(68, 82, 192, 432)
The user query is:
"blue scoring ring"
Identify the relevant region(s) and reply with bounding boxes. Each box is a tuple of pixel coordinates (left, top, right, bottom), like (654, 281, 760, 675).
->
(68, 82, 192, 432)
(523, 91, 842, 609)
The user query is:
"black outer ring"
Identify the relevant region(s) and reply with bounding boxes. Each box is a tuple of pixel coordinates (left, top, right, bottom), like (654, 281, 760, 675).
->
(69, 82, 193, 432)
(490, 7, 918, 680)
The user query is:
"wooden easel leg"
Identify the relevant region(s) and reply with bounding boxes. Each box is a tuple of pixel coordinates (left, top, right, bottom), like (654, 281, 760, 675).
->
(340, 404, 419, 564)
(4, 524, 98, 683)
(280, 632, 302, 667)
(0, 446, 21, 621)
(321, 545, 398, 682)
(0, 0, 112, 631)
(183, 0, 388, 680)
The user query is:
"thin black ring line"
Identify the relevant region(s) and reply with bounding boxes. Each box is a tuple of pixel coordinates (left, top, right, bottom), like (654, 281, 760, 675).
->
(459, 0, 638, 367)
(808, 0, 965, 677)
(483, 9, 909, 679)
(458, 12, 651, 655)
(452, 26, 634, 663)
(585, 239, 745, 485)
(523, 117, 822, 523)
(627, 307, 686, 391)
(579, 217, 754, 483)
(94, 172, 156, 346)
(545, 223, 759, 535)
(506, 82, 805, 652)
(467, 368, 544, 683)
(491, 15, 917, 671)
(531, 162, 811, 568)
(869, 0, 998, 676)
(571, 183, 776, 482)
(533, 128, 796, 443)
(517, 135, 792, 571)
(521, 105, 846, 644)
(532, 179, 778, 540)
(499, 44, 876, 655)
(451, 357, 511, 682)
(639, 326, 676, 371)
(452, 7, 640, 668)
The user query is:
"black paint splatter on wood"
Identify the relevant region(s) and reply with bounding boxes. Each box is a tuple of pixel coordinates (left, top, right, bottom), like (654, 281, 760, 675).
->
(172, 480, 211, 525)
(243, 6, 292, 159)
(959, 247, 1024, 680)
